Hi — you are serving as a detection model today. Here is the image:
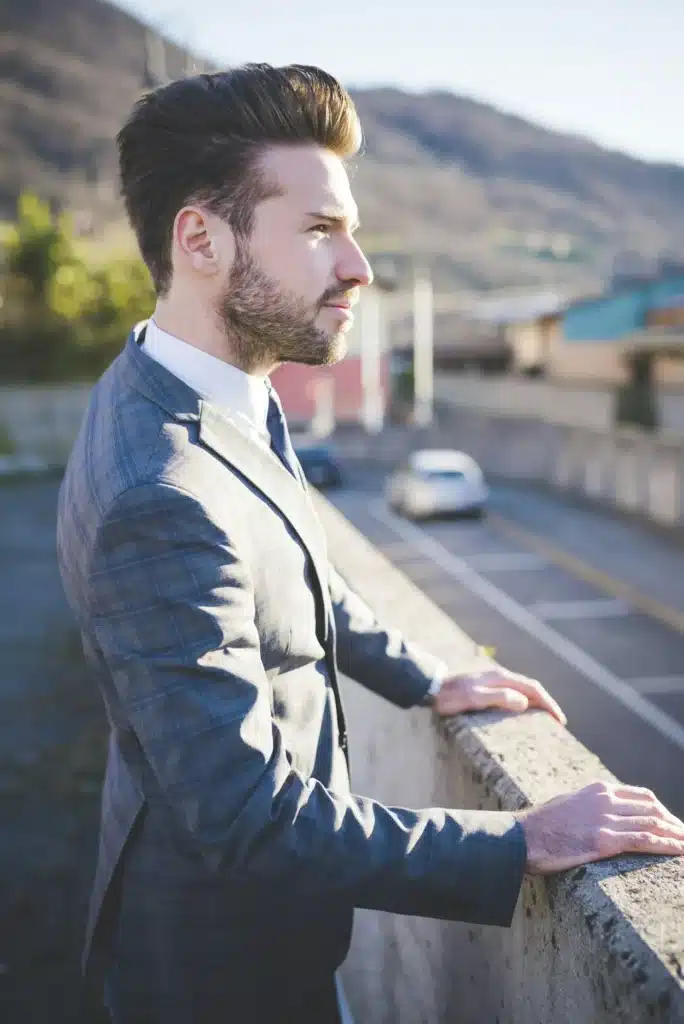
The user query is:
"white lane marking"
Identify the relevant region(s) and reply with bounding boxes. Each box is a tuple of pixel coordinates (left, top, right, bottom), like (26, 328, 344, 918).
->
(466, 551, 547, 572)
(627, 676, 684, 695)
(530, 598, 631, 621)
(369, 501, 684, 752)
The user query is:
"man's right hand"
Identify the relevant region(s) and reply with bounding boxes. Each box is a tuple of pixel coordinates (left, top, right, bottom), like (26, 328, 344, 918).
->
(518, 780, 684, 874)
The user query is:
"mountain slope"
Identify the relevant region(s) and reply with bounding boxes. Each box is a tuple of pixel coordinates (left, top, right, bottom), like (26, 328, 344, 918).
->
(2, 0, 684, 291)
(351, 88, 684, 288)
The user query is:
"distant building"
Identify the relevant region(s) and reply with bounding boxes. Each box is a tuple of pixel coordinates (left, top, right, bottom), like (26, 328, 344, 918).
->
(467, 291, 575, 376)
(468, 274, 684, 384)
(560, 272, 684, 383)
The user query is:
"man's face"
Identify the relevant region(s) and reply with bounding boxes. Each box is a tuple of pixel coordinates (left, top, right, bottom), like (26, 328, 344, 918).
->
(216, 145, 372, 373)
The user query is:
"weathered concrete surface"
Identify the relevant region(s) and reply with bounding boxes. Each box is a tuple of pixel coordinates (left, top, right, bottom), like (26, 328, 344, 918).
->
(313, 495, 684, 1023)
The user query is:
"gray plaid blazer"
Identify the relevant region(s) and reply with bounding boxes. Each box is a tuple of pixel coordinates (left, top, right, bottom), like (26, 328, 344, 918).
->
(56, 327, 526, 1017)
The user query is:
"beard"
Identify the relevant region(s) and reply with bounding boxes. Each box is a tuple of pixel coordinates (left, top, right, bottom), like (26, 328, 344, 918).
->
(216, 245, 350, 373)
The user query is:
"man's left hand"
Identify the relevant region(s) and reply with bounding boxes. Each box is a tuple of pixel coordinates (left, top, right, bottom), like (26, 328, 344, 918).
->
(433, 665, 567, 726)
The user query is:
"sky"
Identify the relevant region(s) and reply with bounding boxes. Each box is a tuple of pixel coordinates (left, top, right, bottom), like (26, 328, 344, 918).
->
(112, 0, 684, 167)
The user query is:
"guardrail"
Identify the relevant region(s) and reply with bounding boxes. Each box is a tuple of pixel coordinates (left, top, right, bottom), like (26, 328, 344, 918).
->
(314, 493, 684, 1023)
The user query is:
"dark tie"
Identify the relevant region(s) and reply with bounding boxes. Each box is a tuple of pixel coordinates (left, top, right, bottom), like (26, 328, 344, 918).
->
(266, 386, 303, 485)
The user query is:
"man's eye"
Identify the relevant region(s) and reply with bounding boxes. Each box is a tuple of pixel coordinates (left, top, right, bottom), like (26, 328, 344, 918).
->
(309, 224, 331, 235)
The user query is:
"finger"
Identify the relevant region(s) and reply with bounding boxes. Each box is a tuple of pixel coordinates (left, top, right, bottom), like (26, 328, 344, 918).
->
(491, 672, 559, 705)
(613, 785, 659, 802)
(472, 685, 529, 713)
(599, 829, 684, 859)
(604, 814, 684, 839)
(487, 674, 566, 725)
(608, 784, 683, 819)
(511, 676, 566, 720)
(611, 785, 679, 825)
(610, 797, 684, 829)
(527, 689, 566, 725)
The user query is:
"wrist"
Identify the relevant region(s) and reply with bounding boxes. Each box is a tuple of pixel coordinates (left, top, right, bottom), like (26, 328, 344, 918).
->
(422, 662, 447, 705)
(423, 645, 498, 708)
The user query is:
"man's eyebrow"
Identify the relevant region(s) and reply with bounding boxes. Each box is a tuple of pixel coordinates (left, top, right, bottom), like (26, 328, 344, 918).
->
(306, 211, 361, 232)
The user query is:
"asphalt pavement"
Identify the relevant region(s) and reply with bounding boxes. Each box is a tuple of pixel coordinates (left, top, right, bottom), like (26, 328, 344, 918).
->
(329, 468, 684, 820)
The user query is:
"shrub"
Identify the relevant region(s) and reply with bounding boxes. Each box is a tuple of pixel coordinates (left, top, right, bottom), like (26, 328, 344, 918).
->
(0, 193, 154, 382)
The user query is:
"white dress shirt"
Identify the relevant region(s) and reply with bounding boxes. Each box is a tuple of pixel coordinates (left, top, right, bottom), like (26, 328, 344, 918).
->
(141, 318, 272, 449)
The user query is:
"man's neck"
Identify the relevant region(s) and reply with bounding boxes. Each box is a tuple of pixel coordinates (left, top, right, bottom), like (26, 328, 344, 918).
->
(151, 301, 234, 365)
(151, 300, 278, 377)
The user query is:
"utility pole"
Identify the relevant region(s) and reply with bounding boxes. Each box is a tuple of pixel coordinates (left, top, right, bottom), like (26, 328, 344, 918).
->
(311, 376, 336, 438)
(360, 287, 385, 434)
(412, 265, 434, 427)
(144, 28, 169, 86)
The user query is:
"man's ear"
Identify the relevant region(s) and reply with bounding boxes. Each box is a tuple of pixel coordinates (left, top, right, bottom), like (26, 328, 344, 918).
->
(173, 206, 231, 277)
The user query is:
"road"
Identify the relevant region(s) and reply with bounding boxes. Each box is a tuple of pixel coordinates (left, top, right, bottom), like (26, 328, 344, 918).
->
(329, 470, 684, 820)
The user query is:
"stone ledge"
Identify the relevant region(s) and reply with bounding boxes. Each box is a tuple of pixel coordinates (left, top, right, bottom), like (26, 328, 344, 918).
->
(313, 491, 684, 1023)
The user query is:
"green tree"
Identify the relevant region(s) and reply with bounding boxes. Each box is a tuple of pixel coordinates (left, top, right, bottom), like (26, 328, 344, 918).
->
(4, 192, 74, 301)
(1, 192, 155, 382)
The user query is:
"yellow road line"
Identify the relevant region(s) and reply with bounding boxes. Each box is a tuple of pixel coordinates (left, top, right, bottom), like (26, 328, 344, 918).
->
(488, 512, 684, 635)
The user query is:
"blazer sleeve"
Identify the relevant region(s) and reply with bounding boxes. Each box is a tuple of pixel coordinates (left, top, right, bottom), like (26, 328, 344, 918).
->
(87, 480, 526, 927)
(329, 563, 448, 707)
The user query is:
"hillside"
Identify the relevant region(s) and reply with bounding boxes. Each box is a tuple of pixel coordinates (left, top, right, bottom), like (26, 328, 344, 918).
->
(2, 0, 684, 291)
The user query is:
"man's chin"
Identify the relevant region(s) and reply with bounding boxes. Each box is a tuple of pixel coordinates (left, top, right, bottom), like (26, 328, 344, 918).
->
(283, 334, 348, 367)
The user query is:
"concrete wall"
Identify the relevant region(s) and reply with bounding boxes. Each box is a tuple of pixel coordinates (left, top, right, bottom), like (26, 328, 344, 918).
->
(435, 372, 684, 436)
(315, 495, 684, 1023)
(546, 341, 684, 387)
(0, 384, 91, 466)
(435, 373, 615, 430)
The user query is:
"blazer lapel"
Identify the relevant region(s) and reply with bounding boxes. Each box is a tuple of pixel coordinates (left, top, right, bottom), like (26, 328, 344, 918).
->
(199, 402, 332, 637)
(123, 326, 332, 639)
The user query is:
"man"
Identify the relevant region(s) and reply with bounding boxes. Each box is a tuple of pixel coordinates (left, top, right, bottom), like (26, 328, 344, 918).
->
(56, 65, 684, 1023)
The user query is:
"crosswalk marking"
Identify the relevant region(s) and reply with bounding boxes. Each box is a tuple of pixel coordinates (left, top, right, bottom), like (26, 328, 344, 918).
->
(626, 676, 684, 695)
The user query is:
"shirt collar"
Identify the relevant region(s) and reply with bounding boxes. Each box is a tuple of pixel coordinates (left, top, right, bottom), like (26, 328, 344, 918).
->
(141, 318, 271, 442)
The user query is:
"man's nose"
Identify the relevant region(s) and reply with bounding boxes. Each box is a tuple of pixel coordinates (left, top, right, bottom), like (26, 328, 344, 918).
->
(337, 239, 374, 289)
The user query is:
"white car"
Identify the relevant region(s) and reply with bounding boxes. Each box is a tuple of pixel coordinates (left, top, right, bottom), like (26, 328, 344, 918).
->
(386, 449, 489, 520)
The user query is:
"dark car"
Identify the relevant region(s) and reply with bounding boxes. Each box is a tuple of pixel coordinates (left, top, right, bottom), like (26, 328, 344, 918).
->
(294, 444, 343, 490)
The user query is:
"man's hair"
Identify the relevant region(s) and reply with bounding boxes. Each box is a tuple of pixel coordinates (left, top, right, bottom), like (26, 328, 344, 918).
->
(117, 63, 362, 294)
